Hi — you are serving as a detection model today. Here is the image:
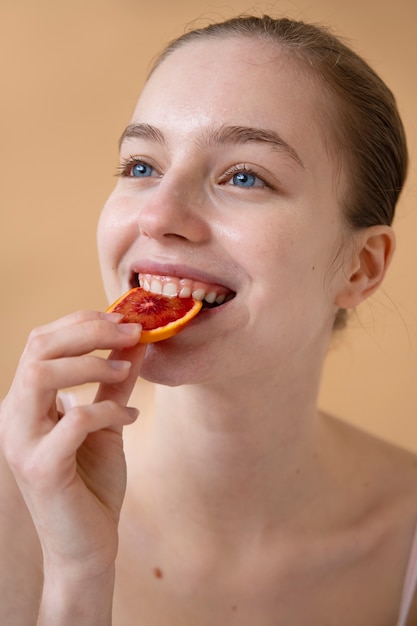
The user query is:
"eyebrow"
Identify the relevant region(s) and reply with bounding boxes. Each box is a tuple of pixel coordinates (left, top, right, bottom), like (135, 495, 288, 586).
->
(119, 122, 304, 168)
(119, 122, 164, 148)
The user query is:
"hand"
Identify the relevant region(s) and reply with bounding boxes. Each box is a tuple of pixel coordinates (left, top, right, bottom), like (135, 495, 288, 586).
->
(0, 310, 144, 580)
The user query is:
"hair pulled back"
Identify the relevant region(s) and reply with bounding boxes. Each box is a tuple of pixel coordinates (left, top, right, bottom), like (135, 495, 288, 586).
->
(151, 14, 408, 231)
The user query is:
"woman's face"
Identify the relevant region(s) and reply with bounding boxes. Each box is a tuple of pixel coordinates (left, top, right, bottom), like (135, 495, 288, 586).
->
(98, 37, 350, 385)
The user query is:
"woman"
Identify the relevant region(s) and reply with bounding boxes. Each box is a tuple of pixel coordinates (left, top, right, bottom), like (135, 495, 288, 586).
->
(1, 14, 416, 625)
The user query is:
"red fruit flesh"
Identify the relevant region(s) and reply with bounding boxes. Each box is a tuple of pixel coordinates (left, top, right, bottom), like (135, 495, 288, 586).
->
(106, 287, 202, 343)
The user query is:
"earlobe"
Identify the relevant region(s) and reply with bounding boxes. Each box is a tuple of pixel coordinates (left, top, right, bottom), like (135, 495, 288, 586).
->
(335, 225, 396, 310)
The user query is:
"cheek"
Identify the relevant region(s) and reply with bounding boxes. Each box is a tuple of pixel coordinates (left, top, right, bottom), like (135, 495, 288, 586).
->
(98, 193, 135, 255)
(248, 216, 340, 319)
(97, 205, 118, 273)
(96, 197, 137, 297)
(244, 215, 302, 286)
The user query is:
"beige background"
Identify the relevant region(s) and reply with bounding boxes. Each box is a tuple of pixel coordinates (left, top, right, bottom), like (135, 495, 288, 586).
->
(1, 0, 416, 449)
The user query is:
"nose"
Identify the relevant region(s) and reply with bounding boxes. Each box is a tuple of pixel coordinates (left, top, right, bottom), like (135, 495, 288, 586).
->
(137, 171, 211, 244)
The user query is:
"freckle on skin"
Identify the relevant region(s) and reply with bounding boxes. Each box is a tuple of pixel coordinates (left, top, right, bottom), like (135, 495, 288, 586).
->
(153, 567, 163, 579)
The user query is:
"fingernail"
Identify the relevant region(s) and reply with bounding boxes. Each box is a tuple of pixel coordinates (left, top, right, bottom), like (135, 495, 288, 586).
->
(108, 359, 132, 370)
(101, 312, 124, 322)
(117, 323, 141, 335)
(127, 406, 140, 420)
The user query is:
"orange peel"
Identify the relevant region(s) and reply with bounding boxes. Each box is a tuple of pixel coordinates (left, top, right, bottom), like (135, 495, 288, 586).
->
(106, 287, 202, 343)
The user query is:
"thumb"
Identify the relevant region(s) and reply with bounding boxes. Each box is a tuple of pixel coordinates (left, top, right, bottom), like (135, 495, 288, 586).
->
(94, 344, 146, 407)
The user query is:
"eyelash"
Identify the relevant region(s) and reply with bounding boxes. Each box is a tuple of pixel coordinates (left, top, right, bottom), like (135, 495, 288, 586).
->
(220, 164, 270, 189)
(116, 157, 273, 190)
(115, 156, 155, 178)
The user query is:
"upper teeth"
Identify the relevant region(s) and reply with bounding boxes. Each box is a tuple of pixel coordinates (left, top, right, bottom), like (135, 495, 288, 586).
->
(139, 273, 228, 305)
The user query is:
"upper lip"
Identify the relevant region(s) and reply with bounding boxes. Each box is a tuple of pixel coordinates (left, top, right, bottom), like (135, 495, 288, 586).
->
(128, 261, 237, 292)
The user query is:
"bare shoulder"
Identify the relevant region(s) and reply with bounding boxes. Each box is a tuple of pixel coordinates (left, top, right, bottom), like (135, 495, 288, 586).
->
(318, 416, 417, 623)
(325, 414, 417, 499)
(0, 447, 42, 625)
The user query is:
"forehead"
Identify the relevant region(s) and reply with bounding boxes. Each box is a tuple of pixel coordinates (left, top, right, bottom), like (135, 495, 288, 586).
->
(139, 37, 313, 118)
(130, 37, 334, 174)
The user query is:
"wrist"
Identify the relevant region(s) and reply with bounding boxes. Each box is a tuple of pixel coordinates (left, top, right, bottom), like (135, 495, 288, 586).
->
(38, 565, 115, 626)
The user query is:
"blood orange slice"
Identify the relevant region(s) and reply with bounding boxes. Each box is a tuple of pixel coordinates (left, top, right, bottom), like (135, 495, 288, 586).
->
(106, 287, 203, 343)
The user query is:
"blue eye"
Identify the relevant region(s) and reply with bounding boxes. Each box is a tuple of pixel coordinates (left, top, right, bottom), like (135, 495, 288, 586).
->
(232, 171, 257, 187)
(221, 166, 268, 189)
(131, 162, 153, 177)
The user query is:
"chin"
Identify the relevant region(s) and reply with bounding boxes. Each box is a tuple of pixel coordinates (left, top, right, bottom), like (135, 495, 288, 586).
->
(138, 339, 216, 387)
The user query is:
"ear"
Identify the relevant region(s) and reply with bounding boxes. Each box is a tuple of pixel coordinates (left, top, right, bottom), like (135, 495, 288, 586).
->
(335, 225, 396, 310)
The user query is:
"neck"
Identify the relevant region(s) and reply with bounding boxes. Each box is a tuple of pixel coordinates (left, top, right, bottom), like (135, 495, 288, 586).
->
(127, 361, 329, 540)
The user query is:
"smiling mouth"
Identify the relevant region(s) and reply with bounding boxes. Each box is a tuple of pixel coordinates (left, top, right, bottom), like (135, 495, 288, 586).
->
(134, 273, 235, 309)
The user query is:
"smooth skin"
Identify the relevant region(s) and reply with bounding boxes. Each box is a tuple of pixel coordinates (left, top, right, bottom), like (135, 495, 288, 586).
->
(1, 36, 417, 625)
